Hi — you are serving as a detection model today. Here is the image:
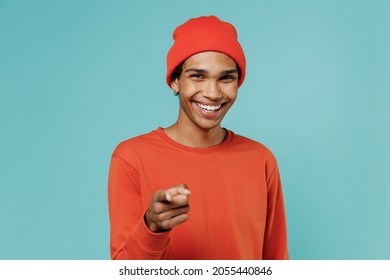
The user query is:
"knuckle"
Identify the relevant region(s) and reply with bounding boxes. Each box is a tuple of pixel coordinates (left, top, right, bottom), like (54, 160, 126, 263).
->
(180, 196, 188, 204)
(156, 212, 167, 222)
(153, 190, 164, 200)
(161, 220, 172, 229)
(152, 203, 164, 214)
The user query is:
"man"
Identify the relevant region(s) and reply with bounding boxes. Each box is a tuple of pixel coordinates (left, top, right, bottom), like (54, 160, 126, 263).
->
(108, 15, 288, 259)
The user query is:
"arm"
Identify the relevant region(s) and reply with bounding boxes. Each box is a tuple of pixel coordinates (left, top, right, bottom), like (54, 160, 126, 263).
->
(108, 155, 190, 259)
(108, 155, 169, 259)
(262, 164, 289, 260)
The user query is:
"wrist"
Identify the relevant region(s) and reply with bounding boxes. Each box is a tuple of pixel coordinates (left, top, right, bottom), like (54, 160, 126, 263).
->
(144, 210, 166, 233)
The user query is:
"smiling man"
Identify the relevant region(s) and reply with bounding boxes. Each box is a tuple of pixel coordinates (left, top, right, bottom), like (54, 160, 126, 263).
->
(108, 16, 288, 260)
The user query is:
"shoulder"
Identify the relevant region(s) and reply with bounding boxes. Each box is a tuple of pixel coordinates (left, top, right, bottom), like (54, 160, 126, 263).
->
(231, 132, 275, 156)
(112, 129, 160, 160)
(230, 131, 278, 165)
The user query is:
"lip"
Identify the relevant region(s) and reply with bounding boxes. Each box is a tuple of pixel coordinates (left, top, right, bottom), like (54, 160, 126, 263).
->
(195, 102, 222, 110)
(192, 101, 226, 119)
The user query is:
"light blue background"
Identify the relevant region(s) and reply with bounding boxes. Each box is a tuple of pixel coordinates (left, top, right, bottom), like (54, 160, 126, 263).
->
(1, 0, 389, 260)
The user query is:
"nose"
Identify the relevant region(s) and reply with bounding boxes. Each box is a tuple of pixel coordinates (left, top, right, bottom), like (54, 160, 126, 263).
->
(202, 80, 222, 100)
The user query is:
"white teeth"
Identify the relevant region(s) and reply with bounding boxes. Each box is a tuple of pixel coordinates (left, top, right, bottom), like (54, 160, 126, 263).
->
(195, 102, 222, 112)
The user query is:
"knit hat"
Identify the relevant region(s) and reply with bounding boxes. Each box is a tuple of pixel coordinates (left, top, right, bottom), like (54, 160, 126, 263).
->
(166, 15, 246, 88)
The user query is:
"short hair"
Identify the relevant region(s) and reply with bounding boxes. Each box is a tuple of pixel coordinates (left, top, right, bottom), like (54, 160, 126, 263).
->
(170, 62, 183, 82)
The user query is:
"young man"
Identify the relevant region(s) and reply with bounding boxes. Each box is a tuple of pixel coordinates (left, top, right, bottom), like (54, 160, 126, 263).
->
(108, 16, 288, 260)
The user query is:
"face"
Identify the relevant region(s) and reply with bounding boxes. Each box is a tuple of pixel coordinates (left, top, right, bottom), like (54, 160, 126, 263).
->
(171, 51, 239, 133)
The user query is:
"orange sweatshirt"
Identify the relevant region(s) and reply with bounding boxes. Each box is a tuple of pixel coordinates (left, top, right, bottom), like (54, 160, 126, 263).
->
(108, 128, 288, 259)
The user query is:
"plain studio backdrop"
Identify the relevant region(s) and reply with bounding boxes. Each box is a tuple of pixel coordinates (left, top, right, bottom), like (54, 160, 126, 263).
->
(0, 0, 389, 259)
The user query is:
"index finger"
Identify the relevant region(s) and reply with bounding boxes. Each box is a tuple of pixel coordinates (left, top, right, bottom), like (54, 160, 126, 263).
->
(155, 184, 191, 202)
(154, 190, 170, 202)
(166, 184, 191, 201)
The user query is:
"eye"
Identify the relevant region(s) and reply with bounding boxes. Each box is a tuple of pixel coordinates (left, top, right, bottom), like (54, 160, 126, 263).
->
(189, 73, 204, 80)
(219, 74, 235, 82)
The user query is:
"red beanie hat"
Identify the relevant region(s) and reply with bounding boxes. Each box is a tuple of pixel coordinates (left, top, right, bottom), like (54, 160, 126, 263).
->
(166, 15, 246, 88)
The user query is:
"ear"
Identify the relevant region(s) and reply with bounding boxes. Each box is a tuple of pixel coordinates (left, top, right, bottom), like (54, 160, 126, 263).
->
(170, 79, 179, 93)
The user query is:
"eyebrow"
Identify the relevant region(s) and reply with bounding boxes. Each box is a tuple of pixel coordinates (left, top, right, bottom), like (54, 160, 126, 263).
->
(184, 68, 238, 75)
(185, 68, 207, 74)
(221, 69, 239, 75)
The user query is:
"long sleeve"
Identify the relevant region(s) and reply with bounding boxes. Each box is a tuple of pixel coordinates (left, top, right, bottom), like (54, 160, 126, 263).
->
(262, 164, 289, 260)
(108, 155, 171, 259)
(108, 129, 288, 260)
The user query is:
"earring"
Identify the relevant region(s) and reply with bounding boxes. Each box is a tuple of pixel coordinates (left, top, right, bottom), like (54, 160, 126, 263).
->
(173, 91, 179, 96)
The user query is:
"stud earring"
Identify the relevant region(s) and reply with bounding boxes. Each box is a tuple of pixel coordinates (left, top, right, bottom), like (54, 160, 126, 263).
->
(173, 91, 179, 96)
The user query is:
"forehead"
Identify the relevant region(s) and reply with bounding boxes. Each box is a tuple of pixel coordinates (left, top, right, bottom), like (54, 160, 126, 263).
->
(182, 51, 237, 70)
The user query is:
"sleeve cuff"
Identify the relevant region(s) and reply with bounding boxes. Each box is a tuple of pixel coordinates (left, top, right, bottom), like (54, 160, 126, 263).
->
(129, 216, 171, 253)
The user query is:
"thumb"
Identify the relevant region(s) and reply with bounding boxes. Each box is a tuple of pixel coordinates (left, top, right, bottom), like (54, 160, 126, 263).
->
(165, 184, 191, 201)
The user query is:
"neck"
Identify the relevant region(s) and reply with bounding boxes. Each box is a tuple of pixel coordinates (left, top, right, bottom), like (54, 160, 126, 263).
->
(164, 122, 226, 148)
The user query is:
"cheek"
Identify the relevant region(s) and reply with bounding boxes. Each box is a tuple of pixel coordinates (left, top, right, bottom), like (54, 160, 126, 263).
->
(178, 95, 194, 112)
(225, 87, 238, 102)
(178, 80, 199, 93)
(231, 90, 238, 100)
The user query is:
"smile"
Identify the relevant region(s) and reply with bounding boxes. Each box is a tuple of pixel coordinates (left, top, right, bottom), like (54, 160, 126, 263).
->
(195, 102, 223, 112)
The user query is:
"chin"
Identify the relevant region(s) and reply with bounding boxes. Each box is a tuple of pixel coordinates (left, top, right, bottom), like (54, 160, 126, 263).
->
(195, 120, 223, 132)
